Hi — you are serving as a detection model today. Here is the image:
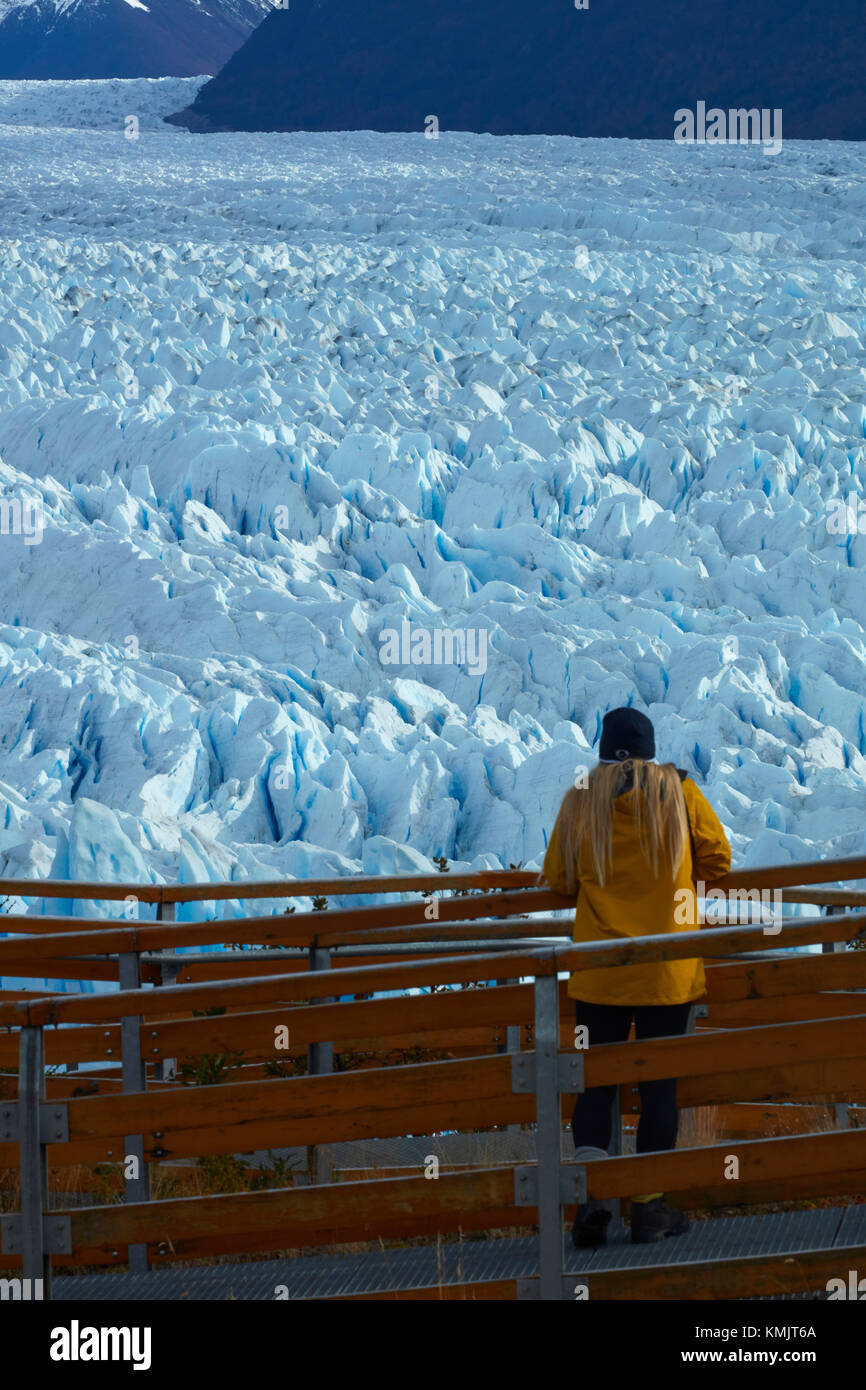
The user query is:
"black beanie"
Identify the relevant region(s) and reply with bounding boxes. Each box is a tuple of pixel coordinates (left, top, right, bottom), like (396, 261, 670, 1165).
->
(598, 707, 655, 762)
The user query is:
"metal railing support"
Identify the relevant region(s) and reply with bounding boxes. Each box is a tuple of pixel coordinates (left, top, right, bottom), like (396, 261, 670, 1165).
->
(533, 971, 564, 1300)
(306, 943, 333, 1185)
(119, 948, 150, 1272)
(154, 900, 179, 1082)
(822, 906, 851, 1128)
(18, 1024, 51, 1292)
(607, 1084, 623, 1234)
(496, 977, 523, 1133)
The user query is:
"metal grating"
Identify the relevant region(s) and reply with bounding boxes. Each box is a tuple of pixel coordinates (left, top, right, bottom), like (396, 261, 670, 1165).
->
(835, 1204, 866, 1245)
(50, 1206, 859, 1301)
(566, 1208, 844, 1271)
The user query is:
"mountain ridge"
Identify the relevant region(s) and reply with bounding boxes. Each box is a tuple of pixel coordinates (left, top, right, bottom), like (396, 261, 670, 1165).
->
(0, 0, 272, 79)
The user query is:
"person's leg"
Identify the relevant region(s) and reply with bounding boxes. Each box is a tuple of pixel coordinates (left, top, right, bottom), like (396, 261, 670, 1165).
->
(633, 1001, 692, 1153)
(570, 1000, 633, 1248)
(571, 1000, 633, 1151)
(629, 1001, 693, 1242)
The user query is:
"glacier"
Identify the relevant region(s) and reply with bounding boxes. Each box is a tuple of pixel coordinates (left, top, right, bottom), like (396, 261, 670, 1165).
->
(0, 80, 865, 991)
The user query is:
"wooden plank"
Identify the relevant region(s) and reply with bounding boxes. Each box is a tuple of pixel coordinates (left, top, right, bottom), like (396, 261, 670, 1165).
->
(68, 1168, 518, 1249)
(679, 1053, 866, 1107)
(559, 911, 866, 977)
(67, 1198, 534, 1268)
(176, 1048, 506, 1084)
(63, 1053, 521, 1143)
(147, 1028, 507, 1064)
(715, 854, 866, 890)
(160, 870, 541, 903)
(0, 886, 548, 939)
(584, 1127, 866, 1201)
(46, 1076, 124, 1098)
(0, 915, 136, 936)
(664, 1170, 866, 1209)
(679, 1102, 836, 1136)
(1, 1088, 534, 1170)
(318, 920, 565, 948)
(314, 887, 564, 946)
(0, 869, 534, 907)
(0, 1024, 121, 1067)
(170, 953, 475, 982)
(0, 889, 562, 959)
(0, 947, 554, 1028)
(705, 993, 866, 1026)
(580, 1243, 866, 1300)
(0, 958, 129, 984)
(0, 1070, 126, 1105)
(585, 1012, 866, 1087)
(0, 923, 303, 963)
(705, 949, 866, 1001)
(653, 1099, 862, 1136)
(141, 984, 532, 1059)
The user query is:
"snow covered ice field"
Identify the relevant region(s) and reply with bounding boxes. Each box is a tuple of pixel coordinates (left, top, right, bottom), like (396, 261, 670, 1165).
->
(0, 79, 865, 988)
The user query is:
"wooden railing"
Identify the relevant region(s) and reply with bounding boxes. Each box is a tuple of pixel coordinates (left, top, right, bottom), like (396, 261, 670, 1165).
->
(1, 855, 866, 1299)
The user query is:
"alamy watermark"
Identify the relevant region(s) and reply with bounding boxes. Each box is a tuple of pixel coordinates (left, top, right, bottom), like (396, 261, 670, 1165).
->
(378, 619, 488, 676)
(825, 495, 866, 535)
(674, 882, 784, 935)
(49, 1321, 151, 1370)
(1, 1277, 44, 1300)
(674, 102, 783, 157)
(826, 1270, 866, 1299)
(0, 496, 43, 546)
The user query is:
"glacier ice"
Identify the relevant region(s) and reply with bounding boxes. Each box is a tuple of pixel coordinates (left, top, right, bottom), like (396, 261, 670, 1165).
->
(0, 81, 865, 992)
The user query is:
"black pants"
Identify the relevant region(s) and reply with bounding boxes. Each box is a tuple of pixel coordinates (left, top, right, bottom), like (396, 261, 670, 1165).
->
(571, 1000, 692, 1154)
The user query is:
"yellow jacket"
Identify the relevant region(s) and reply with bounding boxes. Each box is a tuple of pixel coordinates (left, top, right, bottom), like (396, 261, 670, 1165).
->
(542, 775, 731, 1007)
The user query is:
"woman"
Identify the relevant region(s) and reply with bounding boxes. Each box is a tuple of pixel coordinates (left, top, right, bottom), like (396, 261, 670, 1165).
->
(541, 707, 731, 1247)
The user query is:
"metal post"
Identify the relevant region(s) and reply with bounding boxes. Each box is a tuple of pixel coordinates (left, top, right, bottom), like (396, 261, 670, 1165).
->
(19, 1025, 50, 1291)
(822, 908, 850, 1127)
(534, 971, 563, 1300)
(154, 900, 178, 1082)
(119, 949, 150, 1272)
(607, 1084, 623, 1233)
(306, 944, 333, 1184)
(497, 978, 522, 1134)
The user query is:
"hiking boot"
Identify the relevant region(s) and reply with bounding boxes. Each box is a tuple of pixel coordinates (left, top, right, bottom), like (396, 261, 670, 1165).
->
(571, 1144, 611, 1247)
(572, 1200, 612, 1249)
(629, 1196, 689, 1244)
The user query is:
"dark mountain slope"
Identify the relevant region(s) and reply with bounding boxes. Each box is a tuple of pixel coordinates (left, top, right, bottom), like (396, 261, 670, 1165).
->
(166, 0, 864, 139)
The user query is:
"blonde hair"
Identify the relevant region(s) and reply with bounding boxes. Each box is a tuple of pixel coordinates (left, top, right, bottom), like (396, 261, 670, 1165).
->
(550, 759, 689, 892)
